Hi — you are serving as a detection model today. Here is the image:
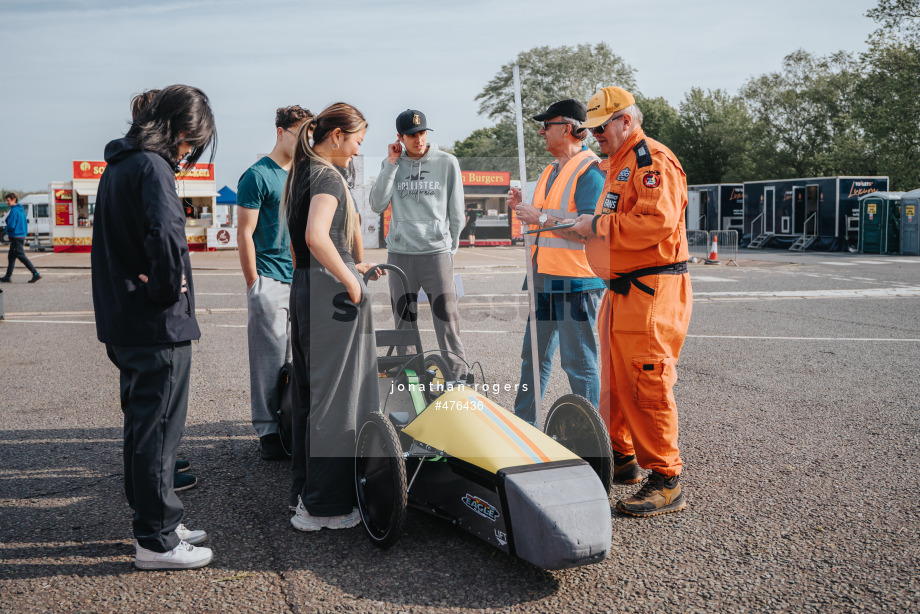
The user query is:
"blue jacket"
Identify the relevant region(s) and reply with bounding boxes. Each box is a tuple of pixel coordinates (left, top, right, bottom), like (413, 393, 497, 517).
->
(4, 204, 28, 238)
(91, 137, 200, 346)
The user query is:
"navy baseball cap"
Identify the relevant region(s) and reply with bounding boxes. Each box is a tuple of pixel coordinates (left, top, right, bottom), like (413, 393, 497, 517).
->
(396, 109, 431, 135)
(532, 99, 587, 122)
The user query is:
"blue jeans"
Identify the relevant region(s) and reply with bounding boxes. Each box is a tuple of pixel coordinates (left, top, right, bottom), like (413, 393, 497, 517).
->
(513, 289, 602, 425)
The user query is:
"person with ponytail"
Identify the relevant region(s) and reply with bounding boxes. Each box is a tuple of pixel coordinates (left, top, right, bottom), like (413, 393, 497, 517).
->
(283, 102, 382, 531)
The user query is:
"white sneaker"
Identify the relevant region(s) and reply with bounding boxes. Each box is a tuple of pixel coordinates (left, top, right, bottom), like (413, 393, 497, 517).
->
(290, 496, 322, 532)
(134, 540, 213, 570)
(323, 508, 361, 530)
(175, 523, 207, 545)
(290, 496, 362, 531)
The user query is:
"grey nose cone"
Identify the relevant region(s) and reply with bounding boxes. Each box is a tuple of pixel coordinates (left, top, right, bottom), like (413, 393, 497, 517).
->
(501, 462, 611, 569)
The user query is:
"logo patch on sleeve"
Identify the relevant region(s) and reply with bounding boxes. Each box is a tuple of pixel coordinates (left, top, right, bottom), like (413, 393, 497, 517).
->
(642, 171, 661, 188)
(616, 167, 631, 182)
(602, 192, 620, 213)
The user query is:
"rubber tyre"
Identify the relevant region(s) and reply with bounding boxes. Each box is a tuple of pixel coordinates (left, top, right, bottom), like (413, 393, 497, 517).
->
(544, 394, 614, 494)
(422, 354, 452, 405)
(355, 412, 408, 549)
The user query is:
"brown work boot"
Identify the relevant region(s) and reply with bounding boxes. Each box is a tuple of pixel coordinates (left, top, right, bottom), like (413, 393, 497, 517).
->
(613, 451, 642, 484)
(616, 471, 686, 517)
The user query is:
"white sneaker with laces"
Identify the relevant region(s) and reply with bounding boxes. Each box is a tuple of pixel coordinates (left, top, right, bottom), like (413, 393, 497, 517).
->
(134, 540, 213, 570)
(175, 523, 207, 545)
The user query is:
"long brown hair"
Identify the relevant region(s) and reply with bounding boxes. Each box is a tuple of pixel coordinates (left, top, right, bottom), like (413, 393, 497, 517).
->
(282, 102, 367, 254)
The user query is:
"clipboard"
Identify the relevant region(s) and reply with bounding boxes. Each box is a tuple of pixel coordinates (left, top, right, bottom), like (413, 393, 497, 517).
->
(521, 221, 577, 235)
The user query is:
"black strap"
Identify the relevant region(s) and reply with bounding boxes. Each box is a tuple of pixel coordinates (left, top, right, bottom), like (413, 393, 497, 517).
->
(604, 261, 688, 296)
(633, 139, 653, 169)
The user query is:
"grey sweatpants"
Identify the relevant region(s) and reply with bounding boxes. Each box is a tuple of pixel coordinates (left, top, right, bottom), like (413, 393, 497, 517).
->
(386, 252, 467, 379)
(247, 275, 291, 438)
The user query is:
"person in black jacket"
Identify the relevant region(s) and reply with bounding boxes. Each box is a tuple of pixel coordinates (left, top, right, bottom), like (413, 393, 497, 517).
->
(92, 84, 217, 571)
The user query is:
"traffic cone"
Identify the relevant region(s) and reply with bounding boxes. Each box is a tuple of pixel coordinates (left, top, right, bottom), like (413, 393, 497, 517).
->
(705, 234, 719, 265)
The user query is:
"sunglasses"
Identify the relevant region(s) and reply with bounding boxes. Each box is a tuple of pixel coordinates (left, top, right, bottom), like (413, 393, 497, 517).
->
(540, 121, 567, 130)
(590, 114, 625, 135)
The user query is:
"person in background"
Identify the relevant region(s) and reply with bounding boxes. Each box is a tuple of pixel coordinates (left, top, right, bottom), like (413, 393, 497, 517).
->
(237, 105, 312, 462)
(0, 193, 41, 283)
(92, 84, 216, 569)
(369, 109, 467, 380)
(464, 204, 478, 247)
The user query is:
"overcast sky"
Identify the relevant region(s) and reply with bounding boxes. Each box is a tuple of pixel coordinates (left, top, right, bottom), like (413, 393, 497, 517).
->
(1, 0, 879, 192)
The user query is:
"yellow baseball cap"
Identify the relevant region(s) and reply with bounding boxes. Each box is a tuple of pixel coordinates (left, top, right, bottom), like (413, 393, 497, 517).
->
(582, 87, 636, 129)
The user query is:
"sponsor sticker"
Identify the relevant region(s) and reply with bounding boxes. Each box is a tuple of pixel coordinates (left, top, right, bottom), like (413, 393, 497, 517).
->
(616, 167, 631, 182)
(602, 192, 620, 213)
(494, 529, 507, 546)
(462, 494, 500, 521)
(642, 171, 661, 188)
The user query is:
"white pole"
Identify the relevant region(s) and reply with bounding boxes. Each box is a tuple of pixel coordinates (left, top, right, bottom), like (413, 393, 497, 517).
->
(512, 63, 544, 429)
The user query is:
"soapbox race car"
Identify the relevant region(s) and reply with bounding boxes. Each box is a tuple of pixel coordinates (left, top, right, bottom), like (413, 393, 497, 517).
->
(354, 264, 614, 570)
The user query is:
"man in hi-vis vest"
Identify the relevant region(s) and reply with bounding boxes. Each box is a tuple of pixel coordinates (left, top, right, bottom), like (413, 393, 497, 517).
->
(572, 86, 692, 518)
(507, 99, 605, 426)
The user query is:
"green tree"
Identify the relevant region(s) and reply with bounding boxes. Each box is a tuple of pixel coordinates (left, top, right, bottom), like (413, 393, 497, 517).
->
(866, 0, 920, 38)
(666, 88, 753, 184)
(634, 95, 679, 144)
(740, 49, 867, 179)
(454, 43, 637, 180)
(853, 39, 920, 189)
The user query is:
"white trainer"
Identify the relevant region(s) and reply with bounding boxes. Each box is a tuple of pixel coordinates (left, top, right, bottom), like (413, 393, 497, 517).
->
(175, 523, 207, 545)
(290, 496, 322, 532)
(290, 497, 362, 531)
(134, 540, 213, 570)
(323, 508, 361, 530)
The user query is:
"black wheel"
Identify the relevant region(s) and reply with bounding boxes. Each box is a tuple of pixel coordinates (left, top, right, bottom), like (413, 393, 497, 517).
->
(355, 412, 407, 549)
(422, 354, 451, 405)
(276, 362, 294, 458)
(544, 394, 613, 494)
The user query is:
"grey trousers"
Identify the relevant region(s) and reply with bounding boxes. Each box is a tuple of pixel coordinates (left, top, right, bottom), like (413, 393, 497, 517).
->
(386, 252, 467, 379)
(247, 275, 291, 438)
(290, 263, 378, 516)
(106, 341, 191, 553)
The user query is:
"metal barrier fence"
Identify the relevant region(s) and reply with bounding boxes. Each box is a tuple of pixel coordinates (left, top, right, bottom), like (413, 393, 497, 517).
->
(687, 230, 710, 263)
(687, 229, 739, 266)
(710, 230, 739, 266)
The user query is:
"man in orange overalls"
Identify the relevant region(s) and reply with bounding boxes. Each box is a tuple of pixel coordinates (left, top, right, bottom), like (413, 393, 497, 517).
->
(571, 86, 692, 517)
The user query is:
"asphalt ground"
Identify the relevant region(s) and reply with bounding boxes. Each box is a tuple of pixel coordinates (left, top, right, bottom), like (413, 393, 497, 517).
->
(1, 246, 918, 613)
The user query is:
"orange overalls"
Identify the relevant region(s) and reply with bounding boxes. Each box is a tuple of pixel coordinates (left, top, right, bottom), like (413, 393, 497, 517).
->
(585, 128, 692, 476)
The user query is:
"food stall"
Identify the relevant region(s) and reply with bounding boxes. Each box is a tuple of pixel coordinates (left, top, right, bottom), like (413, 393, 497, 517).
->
(50, 160, 219, 252)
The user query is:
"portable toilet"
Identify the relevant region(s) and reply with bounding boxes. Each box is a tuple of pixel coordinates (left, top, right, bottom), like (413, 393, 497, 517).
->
(901, 188, 920, 256)
(858, 192, 902, 254)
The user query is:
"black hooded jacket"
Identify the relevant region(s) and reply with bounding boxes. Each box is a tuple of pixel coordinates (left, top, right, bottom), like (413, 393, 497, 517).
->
(91, 137, 200, 345)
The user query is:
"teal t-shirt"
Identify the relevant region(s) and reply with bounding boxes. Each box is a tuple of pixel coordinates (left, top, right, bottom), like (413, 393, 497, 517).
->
(237, 156, 293, 283)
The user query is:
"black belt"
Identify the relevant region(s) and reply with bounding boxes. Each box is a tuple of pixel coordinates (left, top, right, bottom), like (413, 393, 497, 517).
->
(604, 261, 688, 296)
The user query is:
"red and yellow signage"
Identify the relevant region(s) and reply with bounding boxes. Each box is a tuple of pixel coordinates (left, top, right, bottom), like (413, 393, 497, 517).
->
(54, 189, 73, 226)
(73, 160, 215, 181)
(461, 171, 510, 187)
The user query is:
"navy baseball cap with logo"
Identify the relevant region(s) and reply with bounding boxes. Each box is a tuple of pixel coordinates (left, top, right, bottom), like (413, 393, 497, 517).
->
(532, 99, 587, 122)
(396, 109, 431, 135)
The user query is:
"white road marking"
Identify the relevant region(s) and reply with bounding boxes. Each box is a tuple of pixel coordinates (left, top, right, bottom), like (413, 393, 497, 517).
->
(695, 287, 920, 300)
(1, 319, 95, 324)
(689, 334, 920, 342)
(689, 276, 737, 282)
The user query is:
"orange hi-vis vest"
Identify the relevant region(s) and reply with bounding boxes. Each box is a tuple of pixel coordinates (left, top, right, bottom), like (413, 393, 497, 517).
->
(531, 148, 600, 278)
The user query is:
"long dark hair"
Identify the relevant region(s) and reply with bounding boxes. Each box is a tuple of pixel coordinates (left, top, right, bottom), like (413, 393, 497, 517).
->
(126, 84, 217, 170)
(282, 102, 367, 253)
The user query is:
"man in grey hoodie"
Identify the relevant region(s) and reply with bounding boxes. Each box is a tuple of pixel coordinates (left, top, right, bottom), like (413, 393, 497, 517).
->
(369, 109, 467, 378)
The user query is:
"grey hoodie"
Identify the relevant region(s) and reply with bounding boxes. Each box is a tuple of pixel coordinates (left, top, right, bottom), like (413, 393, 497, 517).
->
(369, 144, 465, 255)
